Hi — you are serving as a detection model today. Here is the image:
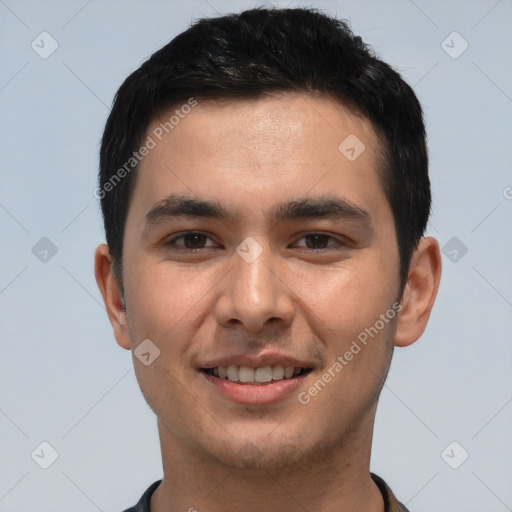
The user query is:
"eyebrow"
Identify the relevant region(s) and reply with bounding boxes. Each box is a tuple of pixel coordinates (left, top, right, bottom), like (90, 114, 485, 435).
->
(145, 194, 373, 228)
(269, 197, 372, 226)
(146, 195, 237, 225)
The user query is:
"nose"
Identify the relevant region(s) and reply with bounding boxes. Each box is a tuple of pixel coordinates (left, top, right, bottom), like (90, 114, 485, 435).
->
(214, 241, 295, 334)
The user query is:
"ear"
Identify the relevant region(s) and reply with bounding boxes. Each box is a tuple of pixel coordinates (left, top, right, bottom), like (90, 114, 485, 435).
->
(94, 244, 131, 350)
(394, 237, 442, 347)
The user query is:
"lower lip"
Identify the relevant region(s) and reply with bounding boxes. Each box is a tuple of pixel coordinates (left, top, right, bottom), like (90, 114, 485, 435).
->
(201, 372, 308, 405)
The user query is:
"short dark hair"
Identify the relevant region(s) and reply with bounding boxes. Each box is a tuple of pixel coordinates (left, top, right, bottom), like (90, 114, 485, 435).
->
(99, 7, 430, 291)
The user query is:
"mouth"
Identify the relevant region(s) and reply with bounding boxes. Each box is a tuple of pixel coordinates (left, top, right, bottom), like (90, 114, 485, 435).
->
(202, 365, 312, 384)
(200, 363, 313, 405)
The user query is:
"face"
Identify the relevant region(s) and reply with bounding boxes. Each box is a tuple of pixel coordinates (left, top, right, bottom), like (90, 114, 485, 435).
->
(105, 94, 404, 469)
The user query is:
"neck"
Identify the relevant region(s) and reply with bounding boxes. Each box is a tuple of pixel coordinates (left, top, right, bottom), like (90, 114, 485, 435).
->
(150, 418, 384, 512)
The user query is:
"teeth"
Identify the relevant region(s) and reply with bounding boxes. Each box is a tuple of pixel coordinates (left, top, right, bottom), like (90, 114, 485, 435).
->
(208, 365, 306, 383)
(239, 366, 255, 383)
(284, 366, 294, 379)
(226, 365, 239, 382)
(254, 366, 272, 383)
(272, 365, 284, 380)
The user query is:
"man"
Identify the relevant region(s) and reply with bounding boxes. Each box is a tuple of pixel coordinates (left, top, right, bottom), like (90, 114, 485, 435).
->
(94, 7, 441, 511)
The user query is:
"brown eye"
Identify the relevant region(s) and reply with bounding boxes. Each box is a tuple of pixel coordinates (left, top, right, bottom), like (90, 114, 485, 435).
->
(294, 233, 343, 251)
(303, 234, 332, 249)
(166, 232, 216, 251)
(181, 233, 208, 249)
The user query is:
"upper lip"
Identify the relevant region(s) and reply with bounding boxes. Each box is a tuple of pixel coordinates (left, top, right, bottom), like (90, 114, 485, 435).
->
(199, 352, 314, 369)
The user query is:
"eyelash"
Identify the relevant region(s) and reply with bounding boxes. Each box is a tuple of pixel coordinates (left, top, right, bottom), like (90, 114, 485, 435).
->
(164, 232, 347, 253)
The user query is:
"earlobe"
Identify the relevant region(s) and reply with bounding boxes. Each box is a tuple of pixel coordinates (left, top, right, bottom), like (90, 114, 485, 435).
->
(94, 244, 132, 350)
(394, 237, 442, 347)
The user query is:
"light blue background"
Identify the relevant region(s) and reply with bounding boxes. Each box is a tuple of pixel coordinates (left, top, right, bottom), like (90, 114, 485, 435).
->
(1, 0, 511, 510)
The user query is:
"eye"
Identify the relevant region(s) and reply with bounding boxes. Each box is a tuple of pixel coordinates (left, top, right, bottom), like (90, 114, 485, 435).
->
(165, 232, 217, 251)
(293, 233, 346, 251)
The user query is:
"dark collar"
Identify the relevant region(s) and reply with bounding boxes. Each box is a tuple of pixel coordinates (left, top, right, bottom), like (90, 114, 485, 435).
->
(371, 473, 410, 512)
(124, 474, 410, 512)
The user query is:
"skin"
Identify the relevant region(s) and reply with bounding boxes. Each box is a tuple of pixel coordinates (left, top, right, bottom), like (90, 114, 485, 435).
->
(95, 93, 441, 511)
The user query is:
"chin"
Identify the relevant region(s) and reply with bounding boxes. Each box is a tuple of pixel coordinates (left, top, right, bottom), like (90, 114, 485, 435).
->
(217, 440, 307, 470)
(198, 423, 337, 472)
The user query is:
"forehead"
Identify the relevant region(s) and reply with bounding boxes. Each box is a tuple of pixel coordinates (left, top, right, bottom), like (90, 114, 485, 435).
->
(146, 93, 379, 169)
(131, 93, 388, 224)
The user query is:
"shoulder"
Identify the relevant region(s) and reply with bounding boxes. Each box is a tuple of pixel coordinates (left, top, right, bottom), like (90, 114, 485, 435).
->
(121, 480, 161, 512)
(371, 473, 411, 512)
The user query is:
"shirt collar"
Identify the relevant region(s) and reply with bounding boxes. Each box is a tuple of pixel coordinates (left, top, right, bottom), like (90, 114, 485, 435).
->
(127, 474, 410, 512)
(371, 473, 410, 512)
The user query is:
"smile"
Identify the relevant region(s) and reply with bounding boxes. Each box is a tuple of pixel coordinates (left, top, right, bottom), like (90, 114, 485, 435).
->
(201, 363, 313, 405)
(203, 365, 311, 384)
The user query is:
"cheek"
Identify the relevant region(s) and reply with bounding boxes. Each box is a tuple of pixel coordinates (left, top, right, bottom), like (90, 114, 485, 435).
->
(290, 254, 397, 342)
(125, 261, 208, 424)
(289, 257, 397, 410)
(125, 256, 214, 338)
